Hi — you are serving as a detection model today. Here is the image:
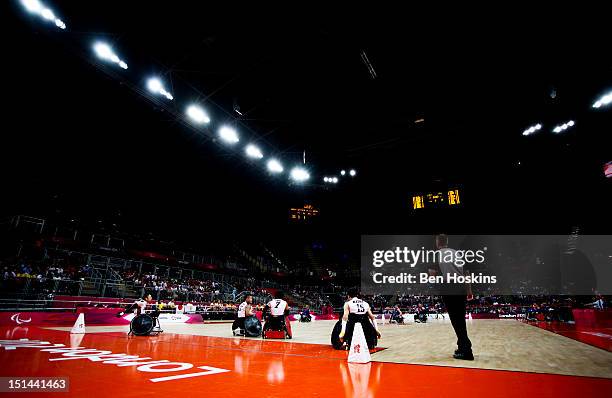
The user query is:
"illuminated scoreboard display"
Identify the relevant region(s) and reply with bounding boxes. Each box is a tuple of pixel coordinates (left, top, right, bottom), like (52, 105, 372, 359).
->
(290, 204, 320, 221)
(412, 189, 461, 210)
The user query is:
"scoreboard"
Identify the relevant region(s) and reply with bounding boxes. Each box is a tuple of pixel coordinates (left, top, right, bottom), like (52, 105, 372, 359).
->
(412, 189, 461, 210)
(290, 204, 320, 221)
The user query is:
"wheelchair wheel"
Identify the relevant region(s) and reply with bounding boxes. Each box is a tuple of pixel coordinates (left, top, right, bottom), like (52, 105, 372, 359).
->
(130, 314, 154, 336)
(244, 316, 262, 337)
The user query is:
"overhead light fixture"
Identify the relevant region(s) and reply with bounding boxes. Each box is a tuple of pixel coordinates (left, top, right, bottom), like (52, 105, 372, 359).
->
(290, 167, 310, 182)
(267, 159, 284, 173)
(340, 170, 346, 176)
(218, 126, 239, 144)
(21, 0, 43, 13)
(592, 92, 612, 109)
(186, 104, 210, 124)
(324, 176, 338, 184)
(147, 77, 173, 100)
(522, 123, 542, 136)
(349, 169, 356, 177)
(93, 42, 128, 69)
(21, 0, 66, 29)
(552, 120, 575, 134)
(245, 144, 263, 159)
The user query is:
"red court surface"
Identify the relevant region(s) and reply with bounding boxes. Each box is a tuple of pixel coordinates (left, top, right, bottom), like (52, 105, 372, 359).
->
(1, 326, 611, 398)
(528, 321, 612, 352)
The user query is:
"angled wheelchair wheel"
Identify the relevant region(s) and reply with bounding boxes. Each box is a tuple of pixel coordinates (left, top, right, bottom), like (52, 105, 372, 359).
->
(130, 314, 154, 336)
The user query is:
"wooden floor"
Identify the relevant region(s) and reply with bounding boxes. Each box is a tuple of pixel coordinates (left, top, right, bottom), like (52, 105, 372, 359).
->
(46, 318, 612, 379)
(4, 321, 612, 398)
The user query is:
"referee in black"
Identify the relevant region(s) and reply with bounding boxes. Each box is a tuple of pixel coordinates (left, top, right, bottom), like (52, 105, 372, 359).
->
(433, 234, 474, 360)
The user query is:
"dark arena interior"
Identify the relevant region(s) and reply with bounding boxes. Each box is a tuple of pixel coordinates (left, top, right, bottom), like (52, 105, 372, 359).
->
(1, 2, 612, 397)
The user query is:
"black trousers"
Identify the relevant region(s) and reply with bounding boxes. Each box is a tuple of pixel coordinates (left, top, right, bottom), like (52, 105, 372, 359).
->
(442, 295, 472, 352)
(345, 314, 378, 349)
(232, 317, 245, 330)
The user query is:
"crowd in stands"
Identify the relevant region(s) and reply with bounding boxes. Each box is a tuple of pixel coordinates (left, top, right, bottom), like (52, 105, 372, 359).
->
(289, 287, 331, 308)
(1, 257, 608, 321)
(1, 260, 91, 282)
(140, 274, 223, 301)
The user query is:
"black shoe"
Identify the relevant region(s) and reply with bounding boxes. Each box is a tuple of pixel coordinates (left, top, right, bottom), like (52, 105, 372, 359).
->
(453, 350, 474, 360)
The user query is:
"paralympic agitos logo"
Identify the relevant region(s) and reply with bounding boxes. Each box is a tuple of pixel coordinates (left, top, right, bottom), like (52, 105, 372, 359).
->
(10, 313, 32, 325)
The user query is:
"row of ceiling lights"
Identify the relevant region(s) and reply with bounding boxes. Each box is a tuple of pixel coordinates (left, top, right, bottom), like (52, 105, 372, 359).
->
(323, 169, 357, 184)
(19, 0, 357, 186)
(522, 92, 611, 136)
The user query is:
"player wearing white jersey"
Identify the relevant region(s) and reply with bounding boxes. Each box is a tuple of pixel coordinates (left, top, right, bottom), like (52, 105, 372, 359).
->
(346, 297, 370, 315)
(268, 298, 289, 316)
(335, 288, 380, 349)
(237, 301, 248, 318)
(118, 298, 148, 316)
(135, 298, 147, 315)
(232, 295, 255, 335)
(263, 291, 292, 338)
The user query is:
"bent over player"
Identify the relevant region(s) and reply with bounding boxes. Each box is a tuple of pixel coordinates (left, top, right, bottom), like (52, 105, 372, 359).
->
(334, 288, 380, 349)
(232, 294, 255, 336)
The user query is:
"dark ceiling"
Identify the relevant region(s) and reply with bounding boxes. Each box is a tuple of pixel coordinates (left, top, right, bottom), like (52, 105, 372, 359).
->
(2, 2, 611, 243)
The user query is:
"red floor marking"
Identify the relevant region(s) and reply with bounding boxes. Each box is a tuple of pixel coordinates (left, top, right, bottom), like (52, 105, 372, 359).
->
(527, 321, 612, 352)
(1, 326, 611, 398)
